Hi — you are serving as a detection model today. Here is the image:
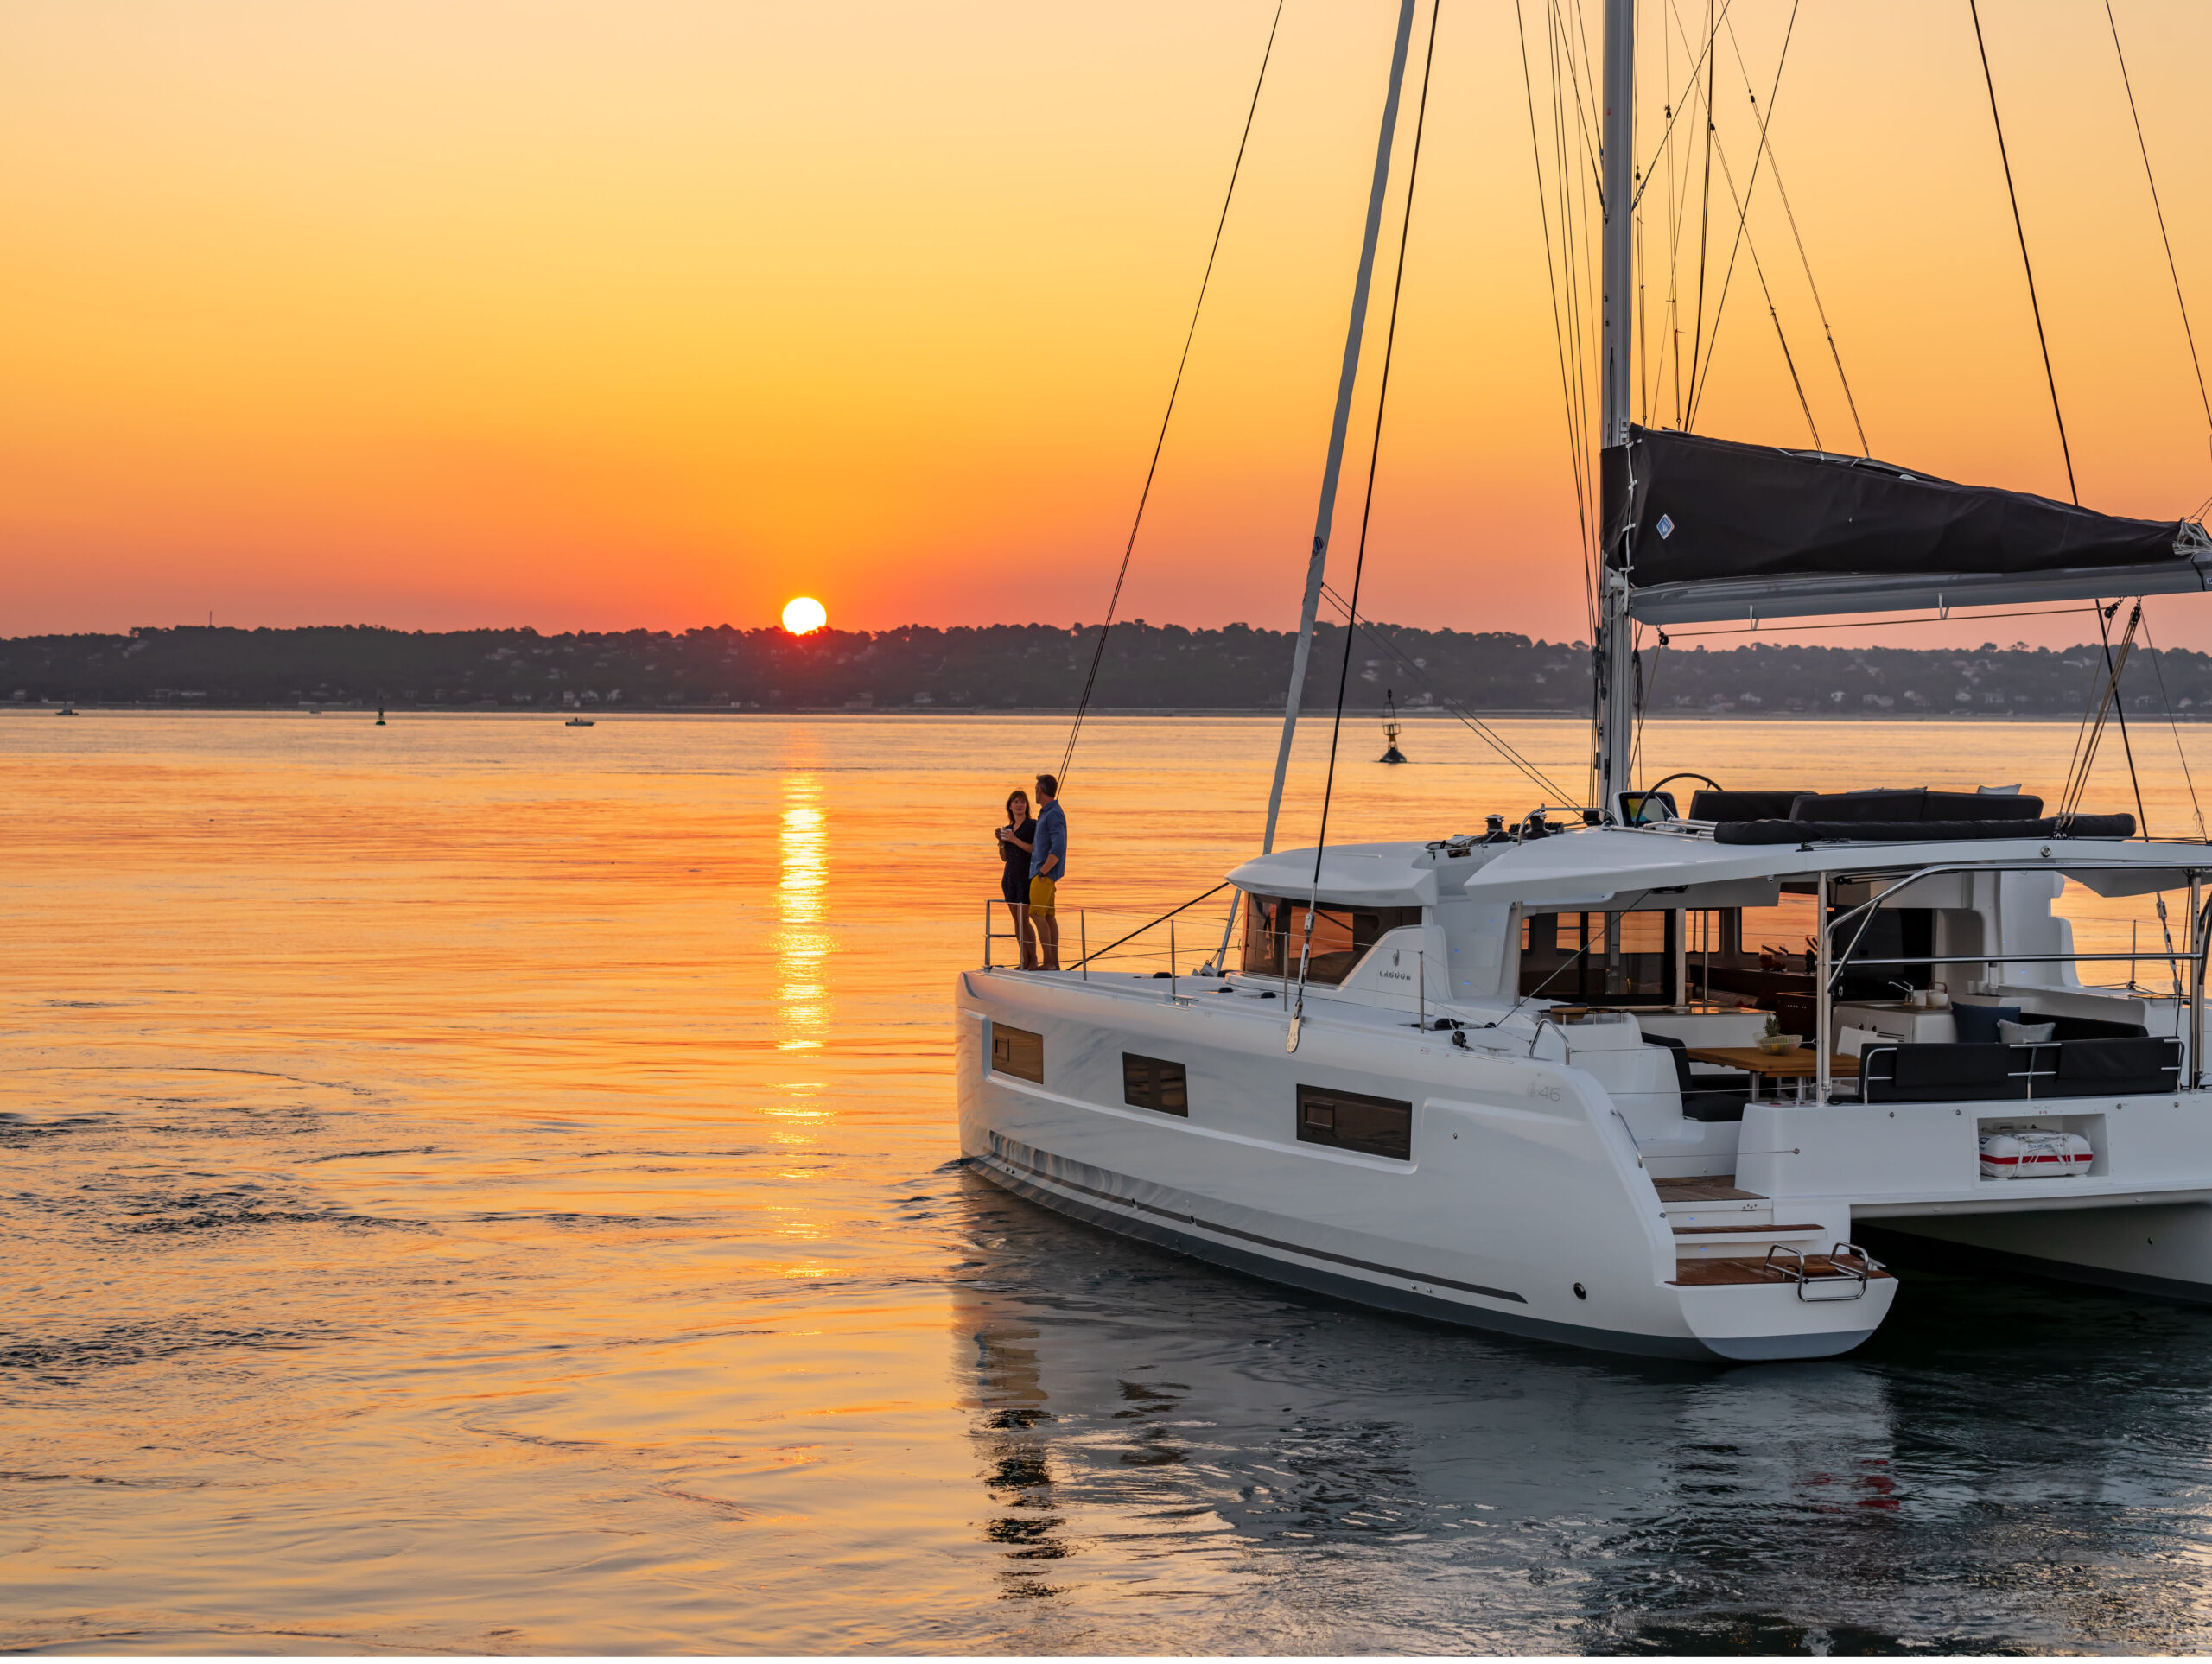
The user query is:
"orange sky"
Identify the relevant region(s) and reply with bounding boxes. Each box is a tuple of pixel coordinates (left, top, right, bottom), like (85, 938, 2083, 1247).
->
(5, 2, 2212, 649)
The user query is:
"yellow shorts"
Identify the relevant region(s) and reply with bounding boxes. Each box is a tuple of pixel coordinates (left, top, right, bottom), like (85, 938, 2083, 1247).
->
(1027, 875, 1057, 917)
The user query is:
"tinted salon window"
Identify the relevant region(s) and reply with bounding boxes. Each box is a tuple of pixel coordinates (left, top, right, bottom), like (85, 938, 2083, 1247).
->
(1243, 895, 1423, 985)
(1517, 910, 1676, 1004)
(1122, 1053, 1189, 1116)
(990, 1023, 1044, 1083)
(1296, 1084, 1412, 1159)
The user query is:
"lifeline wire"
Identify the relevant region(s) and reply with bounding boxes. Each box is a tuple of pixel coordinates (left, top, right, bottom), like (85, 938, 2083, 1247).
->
(1968, 0, 2077, 505)
(1292, 0, 1440, 1036)
(1055, 1, 1286, 793)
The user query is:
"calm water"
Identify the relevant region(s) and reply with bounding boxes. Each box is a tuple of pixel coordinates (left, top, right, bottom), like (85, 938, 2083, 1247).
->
(8, 710, 2212, 1654)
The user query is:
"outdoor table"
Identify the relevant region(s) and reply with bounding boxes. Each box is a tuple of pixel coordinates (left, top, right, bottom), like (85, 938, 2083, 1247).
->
(1683, 1045, 1860, 1103)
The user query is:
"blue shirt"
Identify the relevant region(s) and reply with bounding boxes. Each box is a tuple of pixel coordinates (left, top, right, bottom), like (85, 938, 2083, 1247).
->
(1029, 800, 1067, 881)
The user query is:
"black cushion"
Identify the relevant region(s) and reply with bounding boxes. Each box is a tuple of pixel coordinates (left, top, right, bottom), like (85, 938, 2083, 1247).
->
(1791, 790, 1929, 822)
(1683, 1092, 1747, 1123)
(1864, 1042, 2025, 1102)
(1896, 1043, 2017, 1089)
(2041, 1036, 2182, 1098)
(1787, 789, 2044, 823)
(1688, 789, 1802, 822)
(1923, 789, 2044, 820)
(1646, 1035, 1750, 1118)
(1715, 814, 2133, 845)
(2048, 1015, 2150, 1043)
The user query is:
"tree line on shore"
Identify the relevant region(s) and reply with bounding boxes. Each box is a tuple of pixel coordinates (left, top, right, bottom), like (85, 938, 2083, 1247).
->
(2, 619, 2205, 717)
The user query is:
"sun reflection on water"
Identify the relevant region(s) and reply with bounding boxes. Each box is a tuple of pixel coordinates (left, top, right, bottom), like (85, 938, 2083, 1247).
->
(776, 773, 830, 1051)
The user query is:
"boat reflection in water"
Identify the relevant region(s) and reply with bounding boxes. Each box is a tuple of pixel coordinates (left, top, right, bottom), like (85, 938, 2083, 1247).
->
(950, 1162, 2212, 1651)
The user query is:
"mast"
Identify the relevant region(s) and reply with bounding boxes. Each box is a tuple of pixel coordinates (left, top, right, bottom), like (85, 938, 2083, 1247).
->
(1259, 0, 1418, 857)
(1594, 0, 1637, 810)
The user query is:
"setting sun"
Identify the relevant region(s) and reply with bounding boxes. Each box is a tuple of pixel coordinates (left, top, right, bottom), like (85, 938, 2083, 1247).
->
(781, 596, 828, 635)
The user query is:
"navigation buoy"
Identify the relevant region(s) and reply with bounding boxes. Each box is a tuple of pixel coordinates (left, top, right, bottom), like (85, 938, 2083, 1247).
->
(1378, 689, 1408, 764)
(376, 703, 386, 726)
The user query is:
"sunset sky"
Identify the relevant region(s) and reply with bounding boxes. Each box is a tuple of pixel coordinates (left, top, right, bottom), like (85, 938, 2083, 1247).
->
(6, 2, 2212, 647)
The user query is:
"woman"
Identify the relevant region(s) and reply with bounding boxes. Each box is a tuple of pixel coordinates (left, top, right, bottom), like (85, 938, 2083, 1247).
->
(995, 789, 1039, 969)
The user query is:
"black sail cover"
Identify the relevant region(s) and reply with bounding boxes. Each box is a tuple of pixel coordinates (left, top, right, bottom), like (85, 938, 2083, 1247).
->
(1607, 424, 2191, 587)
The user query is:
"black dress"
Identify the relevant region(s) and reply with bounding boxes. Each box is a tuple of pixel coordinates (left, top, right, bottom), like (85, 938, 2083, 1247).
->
(999, 817, 1036, 905)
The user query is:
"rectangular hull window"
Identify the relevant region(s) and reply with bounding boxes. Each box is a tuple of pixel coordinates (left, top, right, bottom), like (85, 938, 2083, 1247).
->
(990, 1023, 1044, 1083)
(1122, 1053, 1189, 1116)
(1296, 1085, 1412, 1160)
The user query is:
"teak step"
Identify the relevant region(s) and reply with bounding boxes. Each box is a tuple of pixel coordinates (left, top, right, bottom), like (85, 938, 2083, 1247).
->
(1655, 1175, 1765, 1204)
(1670, 1255, 1896, 1287)
(1673, 1222, 1824, 1236)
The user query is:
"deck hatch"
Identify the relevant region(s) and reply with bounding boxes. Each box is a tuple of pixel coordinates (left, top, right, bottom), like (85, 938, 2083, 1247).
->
(1297, 1084, 1412, 1160)
(989, 1022, 1044, 1083)
(1122, 1053, 1189, 1116)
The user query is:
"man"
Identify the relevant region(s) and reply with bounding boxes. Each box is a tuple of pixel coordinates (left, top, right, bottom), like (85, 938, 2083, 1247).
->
(1028, 773, 1067, 971)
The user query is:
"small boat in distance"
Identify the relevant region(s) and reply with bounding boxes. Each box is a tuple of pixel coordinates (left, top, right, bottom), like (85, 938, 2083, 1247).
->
(566, 717, 595, 727)
(56, 705, 76, 716)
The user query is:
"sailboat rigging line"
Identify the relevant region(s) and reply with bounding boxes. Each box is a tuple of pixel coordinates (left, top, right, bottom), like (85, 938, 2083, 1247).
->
(1316, 581, 1573, 803)
(2139, 605, 2207, 840)
(1630, 0, 1734, 213)
(1667, 603, 2098, 639)
(1699, 124, 1816, 447)
(1721, 12, 1867, 453)
(1631, 626, 1662, 784)
(2106, 6, 2212, 458)
(2105, 600, 2151, 838)
(2104, 1, 2212, 438)
(1291, 0, 1440, 1042)
(1548, 0, 1605, 204)
(1262, 0, 1418, 865)
(1968, 0, 2078, 505)
(1054, 0, 1287, 791)
(1684, 0, 1717, 432)
(2061, 600, 2144, 827)
(1515, 0, 1599, 637)
(1683, 0, 1798, 433)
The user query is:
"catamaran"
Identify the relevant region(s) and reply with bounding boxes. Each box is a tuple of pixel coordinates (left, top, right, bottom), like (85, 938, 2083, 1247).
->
(954, 1, 2212, 1360)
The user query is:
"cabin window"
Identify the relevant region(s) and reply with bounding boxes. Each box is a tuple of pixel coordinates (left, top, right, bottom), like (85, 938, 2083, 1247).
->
(1296, 1084, 1412, 1160)
(1517, 911, 1677, 1004)
(1241, 895, 1423, 985)
(990, 1023, 1044, 1083)
(1738, 891, 1821, 965)
(1679, 893, 1936, 1007)
(1122, 1053, 1189, 1116)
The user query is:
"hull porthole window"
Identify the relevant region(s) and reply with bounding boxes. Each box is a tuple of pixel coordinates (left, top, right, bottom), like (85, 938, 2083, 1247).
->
(989, 1023, 1044, 1084)
(1296, 1085, 1412, 1160)
(1573, 1282, 1588, 1300)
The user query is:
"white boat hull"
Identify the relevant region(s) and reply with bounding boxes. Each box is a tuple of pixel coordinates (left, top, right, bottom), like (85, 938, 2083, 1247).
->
(955, 970, 1895, 1362)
